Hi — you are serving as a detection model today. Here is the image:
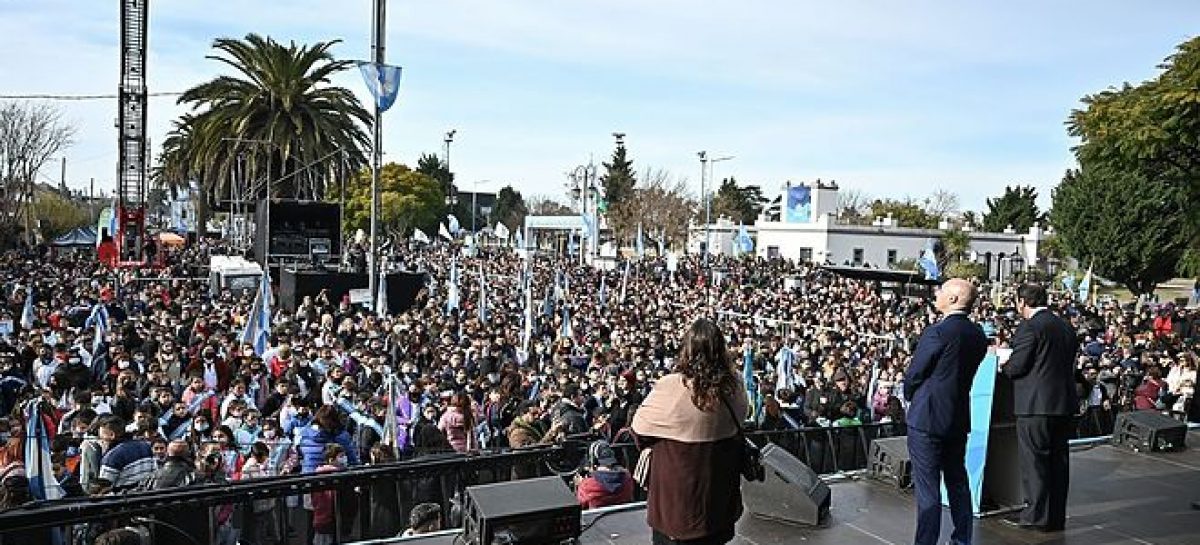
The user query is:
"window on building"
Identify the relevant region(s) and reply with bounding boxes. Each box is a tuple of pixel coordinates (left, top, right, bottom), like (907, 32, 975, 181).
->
(767, 246, 780, 259)
(852, 248, 864, 265)
(798, 248, 813, 263)
(887, 249, 898, 267)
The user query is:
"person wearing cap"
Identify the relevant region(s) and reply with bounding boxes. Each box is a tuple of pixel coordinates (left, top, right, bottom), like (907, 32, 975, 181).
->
(574, 439, 634, 509)
(400, 502, 443, 537)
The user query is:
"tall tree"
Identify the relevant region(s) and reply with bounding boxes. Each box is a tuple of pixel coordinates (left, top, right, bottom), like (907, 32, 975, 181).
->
(0, 101, 75, 246)
(492, 185, 528, 231)
(836, 188, 872, 225)
(981, 185, 1045, 233)
(868, 198, 938, 229)
(619, 167, 695, 249)
(416, 152, 454, 198)
(925, 189, 961, 219)
(710, 177, 767, 224)
(600, 141, 637, 236)
(338, 162, 442, 238)
(167, 33, 371, 208)
(1051, 167, 1192, 296)
(34, 189, 90, 240)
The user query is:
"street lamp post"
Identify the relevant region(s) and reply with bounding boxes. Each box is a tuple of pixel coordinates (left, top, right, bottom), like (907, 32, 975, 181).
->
(367, 0, 387, 312)
(443, 129, 456, 169)
(697, 151, 707, 264)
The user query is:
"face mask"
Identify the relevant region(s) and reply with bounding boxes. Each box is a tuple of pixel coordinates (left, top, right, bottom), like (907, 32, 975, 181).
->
(263, 429, 277, 439)
(117, 361, 130, 369)
(194, 423, 210, 432)
(335, 455, 348, 466)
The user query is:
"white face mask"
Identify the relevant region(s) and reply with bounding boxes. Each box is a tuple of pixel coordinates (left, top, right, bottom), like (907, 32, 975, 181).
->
(194, 423, 210, 432)
(263, 429, 277, 439)
(117, 361, 130, 369)
(335, 455, 348, 467)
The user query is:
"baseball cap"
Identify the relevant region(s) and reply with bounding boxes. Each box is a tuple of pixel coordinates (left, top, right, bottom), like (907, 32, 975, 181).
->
(588, 440, 618, 467)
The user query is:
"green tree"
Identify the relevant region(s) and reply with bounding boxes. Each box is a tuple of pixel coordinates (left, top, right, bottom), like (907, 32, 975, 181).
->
(163, 33, 371, 215)
(1050, 167, 1192, 296)
(981, 185, 1044, 233)
(339, 163, 442, 238)
(492, 185, 528, 231)
(869, 198, 938, 229)
(416, 152, 454, 198)
(601, 140, 636, 236)
(34, 190, 90, 240)
(710, 177, 767, 224)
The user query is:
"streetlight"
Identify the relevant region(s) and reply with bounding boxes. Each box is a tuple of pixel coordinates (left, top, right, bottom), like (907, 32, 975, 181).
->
(697, 151, 707, 262)
(568, 163, 598, 265)
(443, 129, 456, 170)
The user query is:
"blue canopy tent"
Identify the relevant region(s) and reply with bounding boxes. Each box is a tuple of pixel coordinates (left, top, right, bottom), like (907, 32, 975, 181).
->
(51, 226, 98, 248)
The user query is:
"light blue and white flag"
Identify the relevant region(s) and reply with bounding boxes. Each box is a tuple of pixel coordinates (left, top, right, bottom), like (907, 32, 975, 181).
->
(598, 274, 608, 308)
(355, 61, 403, 113)
(917, 240, 940, 281)
(736, 224, 754, 254)
(412, 229, 431, 244)
(743, 344, 757, 421)
(1078, 263, 1093, 303)
(477, 264, 488, 324)
(240, 268, 272, 356)
(619, 261, 630, 304)
(445, 261, 460, 314)
(85, 302, 110, 355)
(636, 223, 645, 258)
(775, 346, 796, 393)
(581, 214, 597, 241)
(657, 228, 666, 256)
(377, 265, 389, 318)
(515, 228, 525, 250)
(447, 215, 461, 235)
(20, 289, 34, 330)
(560, 305, 574, 340)
(24, 401, 66, 503)
(568, 231, 578, 255)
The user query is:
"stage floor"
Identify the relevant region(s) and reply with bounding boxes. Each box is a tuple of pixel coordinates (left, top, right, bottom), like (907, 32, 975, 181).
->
(359, 431, 1200, 545)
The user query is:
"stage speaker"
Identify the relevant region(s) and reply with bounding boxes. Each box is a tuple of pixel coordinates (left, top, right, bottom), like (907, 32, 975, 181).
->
(254, 199, 342, 261)
(743, 443, 830, 526)
(1112, 410, 1188, 452)
(868, 436, 912, 489)
(462, 476, 581, 545)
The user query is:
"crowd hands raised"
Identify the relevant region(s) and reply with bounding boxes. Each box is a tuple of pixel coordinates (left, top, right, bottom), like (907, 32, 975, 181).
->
(0, 241, 1197, 542)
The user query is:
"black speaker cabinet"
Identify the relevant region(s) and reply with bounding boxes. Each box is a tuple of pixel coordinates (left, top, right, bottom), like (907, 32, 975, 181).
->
(462, 476, 581, 545)
(254, 199, 342, 261)
(1112, 410, 1188, 452)
(868, 436, 912, 489)
(743, 443, 830, 526)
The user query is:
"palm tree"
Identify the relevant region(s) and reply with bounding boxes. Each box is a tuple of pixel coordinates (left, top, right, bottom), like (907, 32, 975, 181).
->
(158, 33, 371, 222)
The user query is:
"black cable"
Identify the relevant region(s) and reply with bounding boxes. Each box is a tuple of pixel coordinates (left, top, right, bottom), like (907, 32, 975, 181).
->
(130, 516, 204, 545)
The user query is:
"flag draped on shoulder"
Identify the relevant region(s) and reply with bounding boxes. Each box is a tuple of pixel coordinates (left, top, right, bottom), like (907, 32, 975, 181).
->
(24, 401, 65, 501)
(239, 268, 272, 356)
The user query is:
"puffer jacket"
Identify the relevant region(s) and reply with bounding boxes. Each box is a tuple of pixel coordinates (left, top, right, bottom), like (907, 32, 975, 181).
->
(297, 425, 357, 473)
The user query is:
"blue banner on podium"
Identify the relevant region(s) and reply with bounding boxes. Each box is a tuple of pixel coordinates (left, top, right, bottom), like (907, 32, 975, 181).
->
(942, 354, 998, 514)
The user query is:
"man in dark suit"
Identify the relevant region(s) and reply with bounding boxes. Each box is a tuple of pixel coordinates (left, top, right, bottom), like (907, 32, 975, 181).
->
(904, 278, 988, 545)
(1001, 284, 1078, 532)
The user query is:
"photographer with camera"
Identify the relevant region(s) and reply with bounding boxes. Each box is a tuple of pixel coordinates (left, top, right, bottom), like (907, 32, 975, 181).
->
(573, 439, 634, 509)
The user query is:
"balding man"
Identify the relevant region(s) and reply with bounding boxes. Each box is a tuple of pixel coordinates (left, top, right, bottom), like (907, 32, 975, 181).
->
(903, 278, 988, 545)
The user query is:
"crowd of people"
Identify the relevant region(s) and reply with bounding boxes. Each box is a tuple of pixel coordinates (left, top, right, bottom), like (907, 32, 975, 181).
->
(0, 239, 1197, 544)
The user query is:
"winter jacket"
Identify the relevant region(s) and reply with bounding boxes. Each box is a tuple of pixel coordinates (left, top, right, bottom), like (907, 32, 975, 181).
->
(576, 469, 635, 509)
(297, 425, 357, 473)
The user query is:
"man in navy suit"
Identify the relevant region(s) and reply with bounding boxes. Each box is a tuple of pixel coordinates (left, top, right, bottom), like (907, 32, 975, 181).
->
(904, 278, 988, 545)
(1000, 284, 1078, 532)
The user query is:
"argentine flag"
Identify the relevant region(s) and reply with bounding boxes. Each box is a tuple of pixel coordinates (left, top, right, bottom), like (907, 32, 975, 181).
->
(24, 401, 66, 503)
(636, 223, 645, 258)
(560, 305, 573, 341)
(445, 261, 460, 314)
(355, 61, 403, 112)
(240, 269, 272, 356)
(477, 265, 488, 324)
(20, 289, 34, 330)
(85, 303, 110, 355)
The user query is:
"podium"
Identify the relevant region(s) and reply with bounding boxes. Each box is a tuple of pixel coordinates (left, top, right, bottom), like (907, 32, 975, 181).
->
(940, 353, 1024, 516)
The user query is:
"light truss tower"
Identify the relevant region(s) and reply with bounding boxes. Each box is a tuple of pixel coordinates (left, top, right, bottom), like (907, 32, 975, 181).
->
(116, 0, 148, 262)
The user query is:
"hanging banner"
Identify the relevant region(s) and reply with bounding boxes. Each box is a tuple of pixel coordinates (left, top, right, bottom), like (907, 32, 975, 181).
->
(941, 353, 998, 514)
(785, 185, 812, 223)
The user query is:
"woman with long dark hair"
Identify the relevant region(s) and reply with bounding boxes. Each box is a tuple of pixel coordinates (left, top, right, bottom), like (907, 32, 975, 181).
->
(439, 392, 477, 453)
(632, 319, 747, 545)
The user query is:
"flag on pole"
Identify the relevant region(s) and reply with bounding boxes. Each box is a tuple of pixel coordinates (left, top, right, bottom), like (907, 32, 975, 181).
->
(445, 261, 460, 314)
(85, 302, 110, 356)
(619, 261, 630, 304)
(743, 344, 756, 421)
(477, 264, 488, 324)
(917, 240, 940, 281)
(447, 215, 461, 235)
(657, 228, 666, 256)
(239, 268, 272, 356)
(560, 305, 573, 340)
(354, 61, 403, 113)
(412, 228, 431, 244)
(20, 288, 34, 330)
(581, 214, 597, 241)
(376, 263, 389, 318)
(636, 223, 645, 258)
(515, 228, 525, 250)
(523, 278, 535, 354)
(382, 376, 399, 453)
(1078, 262, 1093, 304)
(736, 224, 754, 254)
(438, 222, 453, 240)
(494, 222, 511, 240)
(598, 274, 608, 308)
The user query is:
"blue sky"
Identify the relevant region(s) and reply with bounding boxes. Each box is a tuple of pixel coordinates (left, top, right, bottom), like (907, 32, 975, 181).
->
(1, 0, 1197, 212)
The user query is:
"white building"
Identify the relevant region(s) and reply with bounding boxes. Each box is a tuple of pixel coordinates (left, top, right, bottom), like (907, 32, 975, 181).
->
(690, 180, 1050, 281)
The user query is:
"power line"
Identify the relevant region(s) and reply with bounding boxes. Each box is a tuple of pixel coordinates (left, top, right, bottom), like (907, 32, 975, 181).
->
(0, 92, 183, 101)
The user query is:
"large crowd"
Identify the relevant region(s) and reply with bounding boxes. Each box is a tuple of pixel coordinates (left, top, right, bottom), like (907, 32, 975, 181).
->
(0, 239, 1197, 544)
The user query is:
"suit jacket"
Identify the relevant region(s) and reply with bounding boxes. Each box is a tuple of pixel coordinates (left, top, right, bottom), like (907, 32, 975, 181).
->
(904, 313, 988, 438)
(1001, 309, 1079, 416)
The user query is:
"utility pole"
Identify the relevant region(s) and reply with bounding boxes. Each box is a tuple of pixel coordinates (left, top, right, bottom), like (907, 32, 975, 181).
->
(697, 151, 707, 266)
(60, 157, 67, 193)
(89, 178, 95, 221)
(368, 0, 386, 312)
